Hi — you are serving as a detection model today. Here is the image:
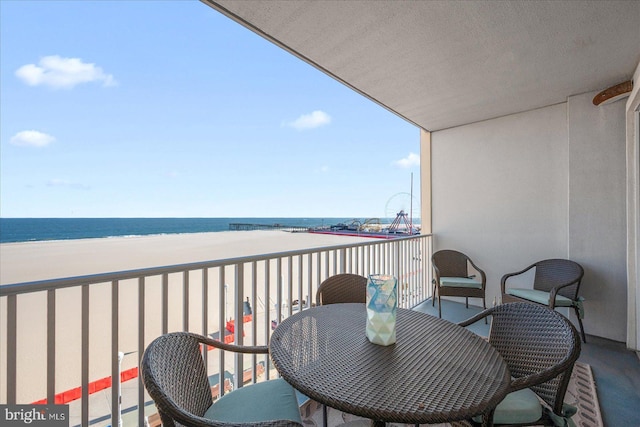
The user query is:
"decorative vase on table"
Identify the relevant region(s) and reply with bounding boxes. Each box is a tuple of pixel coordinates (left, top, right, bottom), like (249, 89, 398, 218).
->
(366, 274, 398, 346)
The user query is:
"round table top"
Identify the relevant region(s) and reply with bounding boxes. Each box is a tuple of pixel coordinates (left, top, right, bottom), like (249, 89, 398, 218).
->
(269, 303, 510, 425)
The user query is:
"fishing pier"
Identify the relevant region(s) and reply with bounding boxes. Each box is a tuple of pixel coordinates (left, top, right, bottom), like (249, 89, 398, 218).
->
(228, 223, 310, 232)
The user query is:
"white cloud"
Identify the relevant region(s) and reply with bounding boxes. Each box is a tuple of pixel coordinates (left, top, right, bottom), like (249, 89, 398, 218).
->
(15, 55, 117, 89)
(10, 130, 56, 147)
(47, 179, 90, 190)
(284, 110, 331, 130)
(393, 152, 420, 168)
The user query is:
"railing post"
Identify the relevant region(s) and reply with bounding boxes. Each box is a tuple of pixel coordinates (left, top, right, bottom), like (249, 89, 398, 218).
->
(47, 289, 56, 404)
(315, 252, 321, 301)
(137, 277, 145, 427)
(298, 256, 304, 311)
(332, 250, 337, 276)
(306, 253, 313, 309)
(202, 268, 209, 336)
(111, 280, 120, 427)
(234, 263, 244, 389)
(162, 273, 169, 334)
(264, 260, 271, 380)
(276, 258, 282, 333)
(427, 235, 433, 300)
(287, 256, 293, 317)
(81, 285, 89, 427)
(324, 251, 329, 282)
(250, 261, 258, 383)
(183, 271, 190, 331)
(393, 241, 397, 277)
(218, 267, 226, 395)
(7, 294, 17, 405)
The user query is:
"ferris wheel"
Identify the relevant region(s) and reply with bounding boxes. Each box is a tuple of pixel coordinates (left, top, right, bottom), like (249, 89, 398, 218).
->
(384, 192, 420, 222)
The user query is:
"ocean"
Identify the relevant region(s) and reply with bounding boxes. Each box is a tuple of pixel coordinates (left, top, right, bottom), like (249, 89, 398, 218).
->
(0, 217, 367, 243)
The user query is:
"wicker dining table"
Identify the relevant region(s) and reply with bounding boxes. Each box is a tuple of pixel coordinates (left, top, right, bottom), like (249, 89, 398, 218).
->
(269, 303, 511, 427)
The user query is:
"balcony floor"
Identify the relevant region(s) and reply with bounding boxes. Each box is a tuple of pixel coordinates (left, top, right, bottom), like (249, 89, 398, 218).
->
(414, 298, 640, 427)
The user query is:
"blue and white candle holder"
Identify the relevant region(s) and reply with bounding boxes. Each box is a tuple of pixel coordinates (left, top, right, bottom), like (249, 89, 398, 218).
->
(365, 274, 398, 346)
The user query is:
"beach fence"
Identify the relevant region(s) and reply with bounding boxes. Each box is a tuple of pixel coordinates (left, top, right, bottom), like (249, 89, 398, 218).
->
(0, 233, 432, 427)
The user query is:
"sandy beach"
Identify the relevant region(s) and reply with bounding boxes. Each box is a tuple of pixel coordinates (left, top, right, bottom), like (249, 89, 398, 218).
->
(0, 230, 370, 285)
(0, 230, 372, 405)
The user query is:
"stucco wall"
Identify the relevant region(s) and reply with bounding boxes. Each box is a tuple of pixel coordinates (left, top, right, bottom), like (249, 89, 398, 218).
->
(568, 91, 627, 342)
(430, 95, 627, 342)
(431, 104, 569, 307)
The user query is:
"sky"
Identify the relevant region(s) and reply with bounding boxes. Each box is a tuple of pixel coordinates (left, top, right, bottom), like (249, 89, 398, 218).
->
(0, 0, 420, 219)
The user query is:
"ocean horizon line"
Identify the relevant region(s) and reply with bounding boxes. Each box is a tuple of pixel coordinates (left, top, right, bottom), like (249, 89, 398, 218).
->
(0, 217, 421, 244)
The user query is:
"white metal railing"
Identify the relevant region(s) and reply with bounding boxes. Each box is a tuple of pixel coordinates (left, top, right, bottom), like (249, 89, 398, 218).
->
(0, 233, 432, 426)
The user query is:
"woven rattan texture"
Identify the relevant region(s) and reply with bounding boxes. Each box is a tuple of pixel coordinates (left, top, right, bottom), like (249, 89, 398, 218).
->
(431, 250, 487, 319)
(315, 273, 368, 305)
(432, 250, 469, 278)
(491, 303, 580, 414)
(141, 332, 303, 427)
(501, 259, 583, 301)
(270, 304, 510, 425)
(500, 259, 586, 343)
(301, 362, 602, 427)
(459, 302, 581, 424)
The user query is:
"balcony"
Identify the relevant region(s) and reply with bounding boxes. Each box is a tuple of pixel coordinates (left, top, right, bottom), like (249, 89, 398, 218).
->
(2, 231, 640, 426)
(1, 2, 639, 425)
(1, 234, 432, 426)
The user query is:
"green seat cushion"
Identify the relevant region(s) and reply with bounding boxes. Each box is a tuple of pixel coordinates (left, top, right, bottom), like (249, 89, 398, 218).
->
(440, 276, 482, 289)
(204, 378, 302, 424)
(473, 388, 542, 424)
(507, 288, 573, 306)
(547, 403, 578, 426)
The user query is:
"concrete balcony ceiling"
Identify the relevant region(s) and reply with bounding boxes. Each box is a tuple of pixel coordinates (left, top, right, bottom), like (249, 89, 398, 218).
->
(202, 0, 640, 132)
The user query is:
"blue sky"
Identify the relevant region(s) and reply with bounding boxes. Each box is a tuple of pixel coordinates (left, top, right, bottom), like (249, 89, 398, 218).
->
(0, 1, 420, 219)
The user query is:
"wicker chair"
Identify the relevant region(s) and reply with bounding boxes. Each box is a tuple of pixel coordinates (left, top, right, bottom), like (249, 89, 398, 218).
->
(459, 302, 581, 426)
(141, 332, 303, 427)
(315, 273, 367, 306)
(314, 273, 368, 427)
(432, 250, 487, 321)
(501, 258, 586, 342)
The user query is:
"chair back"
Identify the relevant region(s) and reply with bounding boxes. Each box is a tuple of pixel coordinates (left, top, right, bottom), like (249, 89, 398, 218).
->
(488, 303, 581, 414)
(141, 332, 214, 427)
(432, 249, 469, 277)
(316, 273, 367, 305)
(533, 259, 584, 300)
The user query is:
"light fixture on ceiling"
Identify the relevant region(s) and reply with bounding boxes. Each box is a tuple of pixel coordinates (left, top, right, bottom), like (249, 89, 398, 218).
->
(592, 80, 633, 106)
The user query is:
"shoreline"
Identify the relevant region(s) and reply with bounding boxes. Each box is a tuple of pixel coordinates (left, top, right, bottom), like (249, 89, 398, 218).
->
(0, 230, 269, 246)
